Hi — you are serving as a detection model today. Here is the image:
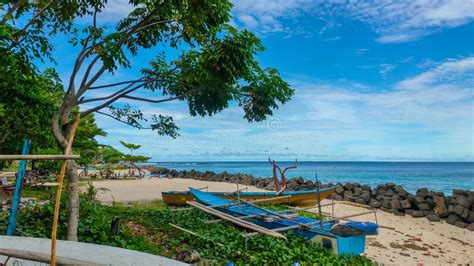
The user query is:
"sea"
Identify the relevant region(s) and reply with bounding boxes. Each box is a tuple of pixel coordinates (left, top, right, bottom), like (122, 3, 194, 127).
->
(150, 161, 474, 194)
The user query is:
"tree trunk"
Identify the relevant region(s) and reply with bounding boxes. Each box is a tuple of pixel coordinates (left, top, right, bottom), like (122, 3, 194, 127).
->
(66, 159, 79, 241)
(51, 101, 80, 241)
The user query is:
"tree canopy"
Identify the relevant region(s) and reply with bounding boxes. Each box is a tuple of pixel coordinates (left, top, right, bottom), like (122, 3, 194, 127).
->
(0, 0, 294, 240)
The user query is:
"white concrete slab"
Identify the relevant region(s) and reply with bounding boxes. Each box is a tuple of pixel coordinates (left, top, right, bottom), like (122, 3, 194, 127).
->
(0, 236, 188, 265)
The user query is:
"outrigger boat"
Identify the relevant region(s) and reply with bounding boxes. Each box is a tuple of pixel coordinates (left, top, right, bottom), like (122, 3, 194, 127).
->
(162, 186, 337, 206)
(187, 187, 378, 256)
(163, 158, 337, 206)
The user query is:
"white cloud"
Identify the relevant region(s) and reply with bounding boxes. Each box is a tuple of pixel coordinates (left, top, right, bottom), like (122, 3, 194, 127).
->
(379, 63, 396, 78)
(346, 0, 474, 43)
(396, 56, 474, 90)
(232, 0, 474, 42)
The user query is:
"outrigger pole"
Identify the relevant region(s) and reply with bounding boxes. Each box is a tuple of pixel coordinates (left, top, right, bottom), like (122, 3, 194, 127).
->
(315, 170, 324, 229)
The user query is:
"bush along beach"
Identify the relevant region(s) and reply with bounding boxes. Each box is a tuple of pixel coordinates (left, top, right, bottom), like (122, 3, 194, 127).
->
(146, 166, 474, 231)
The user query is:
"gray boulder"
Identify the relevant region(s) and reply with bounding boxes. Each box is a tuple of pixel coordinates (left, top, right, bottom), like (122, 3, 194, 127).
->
(355, 198, 366, 205)
(391, 200, 401, 210)
(454, 221, 468, 229)
(455, 196, 472, 209)
(400, 199, 412, 209)
(353, 187, 363, 196)
(369, 199, 382, 208)
(334, 195, 343, 201)
(467, 223, 474, 231)
(417, 203, 431, 211)
(466, 211, 474, 223)
(426, 214, 440, 222)
(453, 205, 465, 217)
(411, 210, 424, 218)
(446, 214, 463, 225)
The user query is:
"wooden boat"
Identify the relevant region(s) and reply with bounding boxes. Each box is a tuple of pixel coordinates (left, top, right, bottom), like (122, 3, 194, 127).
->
(162, 186, 337, 207)
(188, 188, 378, 256)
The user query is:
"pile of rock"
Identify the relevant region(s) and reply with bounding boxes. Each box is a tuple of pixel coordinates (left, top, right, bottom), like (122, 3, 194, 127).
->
(145, 166, 332, 191)
(329, 182, 474, 231)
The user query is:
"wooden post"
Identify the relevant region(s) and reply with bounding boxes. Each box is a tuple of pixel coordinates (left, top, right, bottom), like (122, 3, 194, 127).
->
(0, 155, 80, 160)
(6, 139, 31, 235)
(50, 116, 81, 266)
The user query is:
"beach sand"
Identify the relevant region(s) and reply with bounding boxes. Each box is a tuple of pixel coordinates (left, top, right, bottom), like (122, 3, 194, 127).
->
(91, 177, 267, 203)
(92, 178, 474, 265)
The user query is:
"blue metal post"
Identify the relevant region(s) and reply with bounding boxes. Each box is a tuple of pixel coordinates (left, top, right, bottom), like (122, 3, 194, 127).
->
(6, 139, 31, 235)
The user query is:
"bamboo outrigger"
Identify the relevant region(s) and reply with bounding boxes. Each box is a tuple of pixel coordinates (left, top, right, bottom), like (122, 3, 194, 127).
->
(187, 187, 379, 256)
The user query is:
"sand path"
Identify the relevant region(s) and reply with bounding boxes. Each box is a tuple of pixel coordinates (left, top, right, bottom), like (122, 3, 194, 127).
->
(92, 178, 474, 265)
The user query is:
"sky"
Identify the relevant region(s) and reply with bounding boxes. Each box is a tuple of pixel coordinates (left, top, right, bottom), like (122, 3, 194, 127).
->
(51, 0, 474, 162)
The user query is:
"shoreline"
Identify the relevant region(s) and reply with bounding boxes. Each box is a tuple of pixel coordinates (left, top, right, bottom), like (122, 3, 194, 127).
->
(90, 177, 474, 265)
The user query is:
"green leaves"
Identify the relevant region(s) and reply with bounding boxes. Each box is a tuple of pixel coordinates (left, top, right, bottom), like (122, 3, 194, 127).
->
(1, 199, 373, 265)
(119, 141, 141, 152)
(151, 114, 179, 138)
(140, 28, 293, 123)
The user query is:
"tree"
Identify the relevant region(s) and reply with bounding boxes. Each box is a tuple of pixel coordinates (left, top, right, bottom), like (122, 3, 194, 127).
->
(2, 1, 294, 240)
(119, 141, 141, 155)
(119, 140, 150, 177)
(97, 145, 125, 165)
(0, 69, 64, 165)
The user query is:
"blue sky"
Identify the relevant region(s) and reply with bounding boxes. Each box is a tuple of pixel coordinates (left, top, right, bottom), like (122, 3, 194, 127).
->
(52, 0, 474, 162)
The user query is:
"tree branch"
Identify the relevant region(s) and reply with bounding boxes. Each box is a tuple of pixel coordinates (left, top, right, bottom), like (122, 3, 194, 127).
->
(122, 95, 178, 104)
(89, 78, 147, 90)
(79, 55, 101, 89)
(78, 80, 143, 104)
(96, 111, 151, 130)
(80, 83, 145, 117)
(11, 1, 53, 46)
(0, 0, 26, 25)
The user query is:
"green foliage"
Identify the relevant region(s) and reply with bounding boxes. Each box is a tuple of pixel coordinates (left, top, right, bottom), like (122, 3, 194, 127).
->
(261, 204, 325, 220)
(119, 141, 141, 153)
(0, 199, 372, 265)
(84, 180, 110, 202)
(0, 196, 160, 254)
(97, 145, 126, 164)
(0, 68, 63, 157)
(75, 115, 107, 166)
(119, 140, 150, 163)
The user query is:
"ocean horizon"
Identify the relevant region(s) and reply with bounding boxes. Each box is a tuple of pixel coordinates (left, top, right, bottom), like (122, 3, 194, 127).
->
(148, 161, 474, 194)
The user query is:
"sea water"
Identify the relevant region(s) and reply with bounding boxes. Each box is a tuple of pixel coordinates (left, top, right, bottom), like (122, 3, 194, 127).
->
(151, 161, 474, 194)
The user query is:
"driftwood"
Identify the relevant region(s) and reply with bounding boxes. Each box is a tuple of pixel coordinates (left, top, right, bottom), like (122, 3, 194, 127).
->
(187, 201, 287, 239)
(268, 158, 297, 192)
(0, 155, 80, 160)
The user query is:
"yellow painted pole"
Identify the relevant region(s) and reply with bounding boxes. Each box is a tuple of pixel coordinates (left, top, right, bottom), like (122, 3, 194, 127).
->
(50, 116, 81, 266)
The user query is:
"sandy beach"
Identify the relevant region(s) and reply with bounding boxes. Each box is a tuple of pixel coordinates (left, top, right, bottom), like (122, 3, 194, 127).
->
(91, 178, 267, 203)
(91, 178, 474, 265)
